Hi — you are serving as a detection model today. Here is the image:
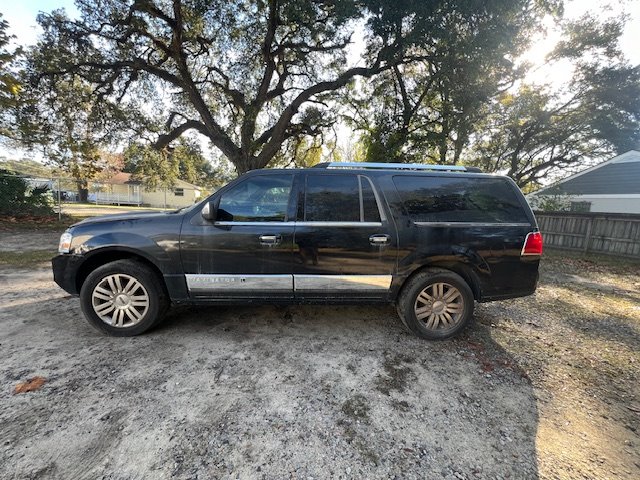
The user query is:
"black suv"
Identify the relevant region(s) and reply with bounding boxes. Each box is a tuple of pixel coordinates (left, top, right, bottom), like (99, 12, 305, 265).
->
(52, 162, 542, 339)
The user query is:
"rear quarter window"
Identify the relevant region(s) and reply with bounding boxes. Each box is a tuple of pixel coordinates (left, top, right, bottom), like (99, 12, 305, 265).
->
(392, 175, 530, 224)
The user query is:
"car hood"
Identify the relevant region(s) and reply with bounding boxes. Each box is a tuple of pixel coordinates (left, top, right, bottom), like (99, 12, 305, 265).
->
(72, 211, 174, 227)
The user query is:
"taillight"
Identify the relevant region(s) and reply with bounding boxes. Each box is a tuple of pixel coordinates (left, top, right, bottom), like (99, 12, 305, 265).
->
(521, 231, 543, 256)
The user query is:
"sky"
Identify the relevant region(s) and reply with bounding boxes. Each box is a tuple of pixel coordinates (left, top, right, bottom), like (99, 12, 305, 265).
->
(1, 0, 75, 45)
(3, 0, 639, 65)
(1, 0, 639, 162)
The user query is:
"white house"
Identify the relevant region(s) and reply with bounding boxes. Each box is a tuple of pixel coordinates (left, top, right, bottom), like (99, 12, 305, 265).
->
(528, 150, 640, 214)
(90, 172, 202, 208)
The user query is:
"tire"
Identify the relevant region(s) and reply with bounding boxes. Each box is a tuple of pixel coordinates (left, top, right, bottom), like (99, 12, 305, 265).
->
(80, 259, 169, 336)
(396, 268, 474, 340)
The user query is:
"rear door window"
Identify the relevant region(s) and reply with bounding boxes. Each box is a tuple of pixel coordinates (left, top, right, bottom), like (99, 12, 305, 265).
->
(304, 174, 382, 223)
(392, 176, 529, 223)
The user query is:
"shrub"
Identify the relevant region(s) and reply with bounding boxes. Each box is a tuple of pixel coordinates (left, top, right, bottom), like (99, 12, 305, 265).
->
(0, 169, 55, 217)
(528, 193, 573, 212)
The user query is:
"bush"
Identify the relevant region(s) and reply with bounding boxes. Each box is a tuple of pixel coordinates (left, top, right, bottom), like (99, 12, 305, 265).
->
(528, 193, 572, 212)
(0, 169, 55, 217)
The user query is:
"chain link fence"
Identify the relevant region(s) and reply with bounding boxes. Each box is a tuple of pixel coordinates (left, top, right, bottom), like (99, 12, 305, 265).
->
(0, 173, 205, 219)
(0, 172, 58, 218)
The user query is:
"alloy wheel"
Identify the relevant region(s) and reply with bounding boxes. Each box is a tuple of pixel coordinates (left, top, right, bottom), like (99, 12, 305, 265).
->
(414, 282, 464, 330)
(91, 273, 150, 328)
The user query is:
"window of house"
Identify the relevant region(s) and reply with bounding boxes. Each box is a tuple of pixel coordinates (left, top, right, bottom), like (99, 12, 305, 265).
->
(216, 174, 293, 222)
(174, 188, 184, 197)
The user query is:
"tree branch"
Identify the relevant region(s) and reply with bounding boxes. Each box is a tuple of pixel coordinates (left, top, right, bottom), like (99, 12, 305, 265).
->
(254, 0, 279, 107)
(255, 62, 392, 166)
(153, 119, 206, 149)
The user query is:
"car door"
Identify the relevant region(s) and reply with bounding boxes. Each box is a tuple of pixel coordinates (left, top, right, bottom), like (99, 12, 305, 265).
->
(180, 173, 296, 300)
(292, 172, 397, 301)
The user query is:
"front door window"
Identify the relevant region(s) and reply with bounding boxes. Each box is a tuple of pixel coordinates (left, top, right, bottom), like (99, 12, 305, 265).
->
(217, 174, 293, 222)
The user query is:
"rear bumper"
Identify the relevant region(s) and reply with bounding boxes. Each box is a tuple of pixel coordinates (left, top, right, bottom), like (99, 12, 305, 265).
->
(52, 254, 83, 295)
(479, 271, 539, 302)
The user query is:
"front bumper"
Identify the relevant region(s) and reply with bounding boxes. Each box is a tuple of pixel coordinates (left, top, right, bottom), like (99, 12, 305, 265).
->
(52, 254, 83, 295)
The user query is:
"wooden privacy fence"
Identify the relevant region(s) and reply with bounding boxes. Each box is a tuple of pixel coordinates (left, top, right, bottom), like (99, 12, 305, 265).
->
(535, 212, 640, 257)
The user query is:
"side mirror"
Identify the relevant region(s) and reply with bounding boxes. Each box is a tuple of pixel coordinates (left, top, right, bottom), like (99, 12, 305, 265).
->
(201, 199, 219, 221)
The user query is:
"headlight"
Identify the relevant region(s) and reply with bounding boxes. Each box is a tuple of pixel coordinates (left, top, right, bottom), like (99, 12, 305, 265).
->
(58, 232, 73, 254)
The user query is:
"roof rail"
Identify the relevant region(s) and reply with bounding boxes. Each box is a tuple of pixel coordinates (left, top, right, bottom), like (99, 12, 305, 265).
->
(316, 161, 480, 172)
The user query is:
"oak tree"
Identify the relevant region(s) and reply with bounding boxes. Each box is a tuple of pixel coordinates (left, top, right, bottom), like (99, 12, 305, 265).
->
(33, 0, 446, 173)
(0, 14, 22, 139)
(348, 0, 556, 164)
(470, 15, 640, 187)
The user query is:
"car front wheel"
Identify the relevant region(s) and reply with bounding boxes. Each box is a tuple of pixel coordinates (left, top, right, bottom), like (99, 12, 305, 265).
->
(80, 259, 168, 336)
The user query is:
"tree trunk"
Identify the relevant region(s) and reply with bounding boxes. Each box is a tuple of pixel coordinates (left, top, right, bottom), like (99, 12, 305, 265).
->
(232, 151, 272, 174)
(76, 180, 89, 202)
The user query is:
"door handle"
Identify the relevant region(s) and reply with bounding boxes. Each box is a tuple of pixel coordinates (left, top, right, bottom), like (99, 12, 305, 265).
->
(369, 234, 390, 246)
(259, 234, 281, 245)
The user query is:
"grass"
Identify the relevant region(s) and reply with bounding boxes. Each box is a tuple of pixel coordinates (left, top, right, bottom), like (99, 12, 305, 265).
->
(0, 215, 86, 232)
(0, 250, 55, 267)
(0, 215, 87, 232)
(0, 202, 166, 233)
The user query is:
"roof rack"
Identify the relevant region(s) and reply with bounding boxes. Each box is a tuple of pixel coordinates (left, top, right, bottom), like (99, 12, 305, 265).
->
(314, 162, 481, 173)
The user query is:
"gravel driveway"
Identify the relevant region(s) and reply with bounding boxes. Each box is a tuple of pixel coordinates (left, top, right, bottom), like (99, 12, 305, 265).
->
(0, 236, 638, 479)
(0, 269, 538, 480)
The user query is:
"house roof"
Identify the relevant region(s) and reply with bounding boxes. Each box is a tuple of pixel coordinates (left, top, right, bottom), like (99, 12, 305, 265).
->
(533, 150, 640, 196)
(102, 172, 201, 190)
(106, 172, 140, 185)
(173, 178, 202, 189)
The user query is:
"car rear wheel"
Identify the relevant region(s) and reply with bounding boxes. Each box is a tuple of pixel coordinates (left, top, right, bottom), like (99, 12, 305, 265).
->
(397, 269, 474, 340)
(80, 259, 168, 336)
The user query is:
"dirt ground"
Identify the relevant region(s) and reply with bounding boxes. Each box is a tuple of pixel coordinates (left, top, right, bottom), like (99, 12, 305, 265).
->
(0, 231, 638, 479)
(0, 232, 62, 252)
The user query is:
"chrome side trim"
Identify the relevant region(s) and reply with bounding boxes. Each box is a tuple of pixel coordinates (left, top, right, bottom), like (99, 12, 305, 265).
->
(212, 221, 383, 227)
(214, 221, 296, 226)
(414, 222, 531, 227)
(186, 274, 293, 291)
(294, 275, 392, 291)
(297, 222, 382, 227)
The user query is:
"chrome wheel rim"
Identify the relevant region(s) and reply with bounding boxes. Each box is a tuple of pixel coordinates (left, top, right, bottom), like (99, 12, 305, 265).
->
(414, 282, 464, 330)
(91, 274, 150, 328)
